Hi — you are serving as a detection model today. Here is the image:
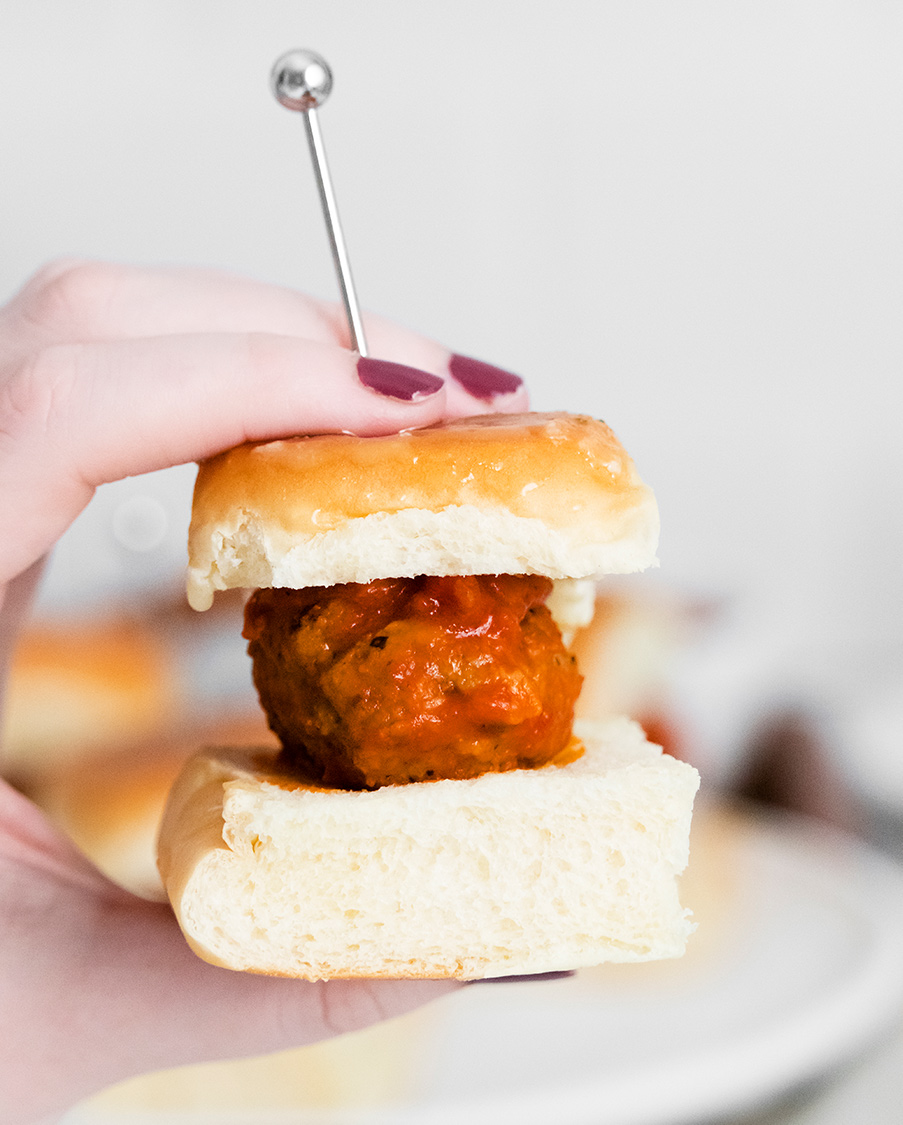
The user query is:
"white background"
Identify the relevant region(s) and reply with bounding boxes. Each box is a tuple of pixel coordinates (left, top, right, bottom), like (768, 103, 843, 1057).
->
(1, 0, 901, 781)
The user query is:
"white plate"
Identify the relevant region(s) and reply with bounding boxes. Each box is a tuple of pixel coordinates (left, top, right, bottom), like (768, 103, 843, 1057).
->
(68, 807, 903, 1125)
(405, 811, 903, 1125)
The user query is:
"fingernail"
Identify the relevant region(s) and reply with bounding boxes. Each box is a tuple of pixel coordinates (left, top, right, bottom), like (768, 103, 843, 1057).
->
(469, 971, 576, 985)
(449, 353, 524, 401)
(357, 356, 445, 401)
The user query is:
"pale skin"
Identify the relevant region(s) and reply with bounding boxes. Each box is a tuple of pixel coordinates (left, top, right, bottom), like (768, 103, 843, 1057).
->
(0, 261, 529, 1125)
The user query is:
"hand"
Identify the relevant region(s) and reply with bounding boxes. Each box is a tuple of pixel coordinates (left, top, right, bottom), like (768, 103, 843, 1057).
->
(0, 261, 528, 1124)
(0, 259, 527, 595)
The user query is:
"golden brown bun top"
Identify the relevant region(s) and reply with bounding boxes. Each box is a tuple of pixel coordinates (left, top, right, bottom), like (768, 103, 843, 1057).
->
(187, 412, 659, 609)
(192, 413, 641, 537)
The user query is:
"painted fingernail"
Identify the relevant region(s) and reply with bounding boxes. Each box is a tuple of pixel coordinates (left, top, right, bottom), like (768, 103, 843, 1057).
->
(469, 971, 576, 985)
(357, 356, 445, 401)
(449, 353, 524, 401)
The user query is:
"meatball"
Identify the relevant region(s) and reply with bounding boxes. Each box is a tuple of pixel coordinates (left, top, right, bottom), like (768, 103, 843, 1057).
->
(243, 574, 583, 789)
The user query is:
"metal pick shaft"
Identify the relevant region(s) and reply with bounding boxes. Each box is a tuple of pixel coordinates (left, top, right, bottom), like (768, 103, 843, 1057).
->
(271, 50, 368, 357)
(303, 107, 368, 356)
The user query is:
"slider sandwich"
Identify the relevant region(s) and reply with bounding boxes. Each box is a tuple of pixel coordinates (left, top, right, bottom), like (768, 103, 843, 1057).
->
(157, 412, 699, 980)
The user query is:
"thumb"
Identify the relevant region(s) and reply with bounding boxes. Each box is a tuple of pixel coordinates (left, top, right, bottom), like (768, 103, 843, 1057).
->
(0, 785, 460, 1122)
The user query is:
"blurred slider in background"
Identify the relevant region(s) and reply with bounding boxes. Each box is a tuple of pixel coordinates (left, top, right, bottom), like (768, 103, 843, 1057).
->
(2, 584, 271, 901)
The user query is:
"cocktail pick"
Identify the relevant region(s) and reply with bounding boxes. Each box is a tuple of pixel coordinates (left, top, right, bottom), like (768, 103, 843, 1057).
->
(270, 49, 368, 357)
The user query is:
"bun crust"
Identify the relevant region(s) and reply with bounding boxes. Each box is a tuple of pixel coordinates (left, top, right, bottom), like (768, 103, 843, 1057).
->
(156, 718, 698, 980)
(187, 413, 659, 610)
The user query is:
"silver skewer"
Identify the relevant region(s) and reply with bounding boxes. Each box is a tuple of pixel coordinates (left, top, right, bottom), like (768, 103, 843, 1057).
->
(270, 49, 368, 357)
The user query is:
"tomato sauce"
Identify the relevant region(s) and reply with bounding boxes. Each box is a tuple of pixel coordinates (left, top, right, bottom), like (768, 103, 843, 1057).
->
(244, 575, 583, 789)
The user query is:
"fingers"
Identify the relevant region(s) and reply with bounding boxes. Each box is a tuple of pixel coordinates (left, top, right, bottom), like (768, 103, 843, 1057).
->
(13, 261, 342, 346)
(11, 260, 530, 417)
(0, 333, 449, 584)
(0, 558, 46, 677)
(0, 821, 460, 1123)
(351, 309, 530, 418)
(110, 905, 460, 1074)
(0, 261, 531, 583)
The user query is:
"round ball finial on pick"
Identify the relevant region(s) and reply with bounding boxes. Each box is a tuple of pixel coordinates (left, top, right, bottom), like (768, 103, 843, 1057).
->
(270, 48, 367, 355)
(271, 49, 333, 111)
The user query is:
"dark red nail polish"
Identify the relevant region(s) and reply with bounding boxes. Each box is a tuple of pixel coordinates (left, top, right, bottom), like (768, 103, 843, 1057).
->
(357, 356, 444, 401)
(449, 353, 524, 401)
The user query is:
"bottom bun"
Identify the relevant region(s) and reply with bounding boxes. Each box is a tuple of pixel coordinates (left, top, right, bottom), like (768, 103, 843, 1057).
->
(156, 717, 699, 980)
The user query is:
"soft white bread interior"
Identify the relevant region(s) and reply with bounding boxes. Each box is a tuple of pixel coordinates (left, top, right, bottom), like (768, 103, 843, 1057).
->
(187, 413, 659, 610)
(157, 717, 698, 980)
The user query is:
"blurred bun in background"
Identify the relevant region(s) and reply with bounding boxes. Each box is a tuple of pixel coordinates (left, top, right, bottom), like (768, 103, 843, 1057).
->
(572, 581, 692, 761)
(2, 587, 265, 897)
(2, 616, 177, 783)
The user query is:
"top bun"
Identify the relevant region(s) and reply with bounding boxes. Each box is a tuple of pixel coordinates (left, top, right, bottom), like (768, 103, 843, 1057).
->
(187, 412, 659, 610)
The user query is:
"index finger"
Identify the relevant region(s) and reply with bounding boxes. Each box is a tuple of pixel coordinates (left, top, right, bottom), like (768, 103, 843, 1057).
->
(0, 332, 449, 586)
(11, 262, 529, 417)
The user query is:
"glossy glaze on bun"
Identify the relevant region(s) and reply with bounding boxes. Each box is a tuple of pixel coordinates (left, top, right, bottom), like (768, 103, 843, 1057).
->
(186, 413, 659, 610)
